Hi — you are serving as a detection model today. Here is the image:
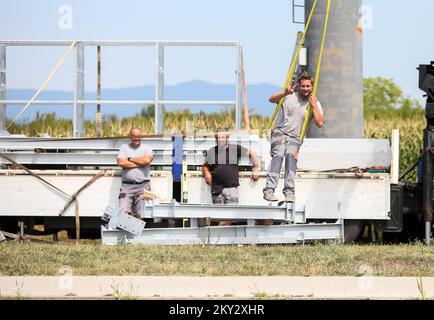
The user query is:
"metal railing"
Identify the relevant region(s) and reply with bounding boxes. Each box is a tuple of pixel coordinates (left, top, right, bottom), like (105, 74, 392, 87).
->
(0, 40, 244, 136)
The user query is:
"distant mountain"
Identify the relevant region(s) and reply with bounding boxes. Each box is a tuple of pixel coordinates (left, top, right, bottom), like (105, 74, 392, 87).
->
(5, 81, 281, 121)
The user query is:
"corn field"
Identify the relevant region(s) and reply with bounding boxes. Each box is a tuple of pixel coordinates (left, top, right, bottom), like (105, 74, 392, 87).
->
(7, 109, 424, 177)
(365, 115, 424, 178)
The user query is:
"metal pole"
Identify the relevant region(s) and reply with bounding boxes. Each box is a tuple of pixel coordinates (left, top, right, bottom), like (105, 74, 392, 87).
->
(390, 129, 400, 184)
(240, 47, 250, 131)
(235, 44, 242, 131)
(423, 129, 433, 245)
(419, 62, 434, 245)
(73, 44, 85, 137)
(155, 43, 165, 134)
(19, 219, 24, 240)
(304, 0, 364, 138)
(426, 222, 432, 245)
(96, 46, 102, 137)
(0, 45, 5, 132)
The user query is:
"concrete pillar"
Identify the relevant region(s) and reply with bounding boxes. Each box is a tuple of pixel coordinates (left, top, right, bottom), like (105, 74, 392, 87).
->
(305, 0, 364, 138)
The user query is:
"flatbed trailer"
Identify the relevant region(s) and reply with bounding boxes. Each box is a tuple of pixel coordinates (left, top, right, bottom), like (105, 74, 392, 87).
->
(0, 135, 401, 244)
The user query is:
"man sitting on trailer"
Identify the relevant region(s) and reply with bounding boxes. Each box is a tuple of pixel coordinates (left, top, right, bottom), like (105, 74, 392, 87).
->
(263, 72, 324, 203)
(117, 127, 153, 218)
(202, 129, 260, 226)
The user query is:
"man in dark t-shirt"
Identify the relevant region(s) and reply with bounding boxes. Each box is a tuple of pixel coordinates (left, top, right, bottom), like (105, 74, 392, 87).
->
(202, 130, 260, 226)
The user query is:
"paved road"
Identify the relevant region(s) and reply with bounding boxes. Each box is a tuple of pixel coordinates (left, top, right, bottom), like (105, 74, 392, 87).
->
(1, 276, 433, 299)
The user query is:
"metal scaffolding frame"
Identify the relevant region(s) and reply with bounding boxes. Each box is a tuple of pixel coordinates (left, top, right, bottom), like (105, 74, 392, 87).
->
(0, 135, 261, 167)
(101, 222, 344, 245)
(0, 40, 244, 135)
(100, 201, 345, 245)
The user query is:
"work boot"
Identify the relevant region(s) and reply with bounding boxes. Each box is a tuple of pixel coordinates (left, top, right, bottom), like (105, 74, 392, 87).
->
(285, 193, 295, 203)
(263, 189, 278, 202)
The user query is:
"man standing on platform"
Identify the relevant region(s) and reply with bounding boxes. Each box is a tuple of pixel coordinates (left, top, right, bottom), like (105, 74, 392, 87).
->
(117, 127, 153, 218)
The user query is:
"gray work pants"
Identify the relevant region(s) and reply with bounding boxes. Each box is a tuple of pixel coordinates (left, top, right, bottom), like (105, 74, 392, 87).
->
(212, 187, 239, 204)
(118, 181, 151, 218)
(264, 134, 299, 195)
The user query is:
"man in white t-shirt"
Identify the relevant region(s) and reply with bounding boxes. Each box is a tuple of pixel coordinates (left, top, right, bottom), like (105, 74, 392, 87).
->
(117, 127, 153, 218)
(263, 72, 325, 203)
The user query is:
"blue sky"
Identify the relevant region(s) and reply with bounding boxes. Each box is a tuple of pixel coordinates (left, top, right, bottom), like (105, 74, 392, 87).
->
(1, 0, 433, 103)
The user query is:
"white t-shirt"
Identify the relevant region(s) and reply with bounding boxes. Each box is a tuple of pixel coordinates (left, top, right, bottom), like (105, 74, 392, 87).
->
(117, 143, 153, 182)
(274, 92, 323, 143)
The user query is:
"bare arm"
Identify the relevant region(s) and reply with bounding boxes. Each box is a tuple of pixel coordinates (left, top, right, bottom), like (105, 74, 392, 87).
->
(247, 149, 260, 180)
(202, 163, 212, 185)
(117, 157, 140, 169)
(129, 154, 153, 166)
(309, 95, 324, 128)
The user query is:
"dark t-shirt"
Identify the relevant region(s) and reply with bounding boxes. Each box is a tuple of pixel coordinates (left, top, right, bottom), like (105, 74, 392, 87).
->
(205, 144, 248, 188)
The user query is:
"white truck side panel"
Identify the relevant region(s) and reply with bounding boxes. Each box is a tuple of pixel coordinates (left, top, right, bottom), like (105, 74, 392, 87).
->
(0, 170, 173, 217)
(186, 172, 390, 220)
(298, 139, 391, 171)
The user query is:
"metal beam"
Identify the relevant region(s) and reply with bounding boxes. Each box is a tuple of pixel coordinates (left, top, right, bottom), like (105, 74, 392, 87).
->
(0, 152, 172, 166)
(101, 222, 343, 245)
(0, 40, 240, 47)
(0, 152, 257, 167)
(0, 45, 5, 131)
(235, 44, 242, 130)
(142, 201, 305, 223)
(0, 100, 236, 106)
(0, 137, 391, 171)
(0, 136, 258, 148)
(73, 44, 84, 137)
(155, 43, 164, 134)
(0, 137, 173, 150)
(0, 136, 260, 166)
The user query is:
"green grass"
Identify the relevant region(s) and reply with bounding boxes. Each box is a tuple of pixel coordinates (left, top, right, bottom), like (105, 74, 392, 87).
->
(1, 242, 434, 276)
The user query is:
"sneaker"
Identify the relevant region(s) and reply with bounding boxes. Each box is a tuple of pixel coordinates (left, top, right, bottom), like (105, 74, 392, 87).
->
(285, 193, 295, 203)
(263, 189, 278, 202)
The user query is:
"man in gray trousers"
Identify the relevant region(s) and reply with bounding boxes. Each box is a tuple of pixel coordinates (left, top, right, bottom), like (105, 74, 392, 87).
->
(117, 127, 153, 218)
(263, 73, 324, 203)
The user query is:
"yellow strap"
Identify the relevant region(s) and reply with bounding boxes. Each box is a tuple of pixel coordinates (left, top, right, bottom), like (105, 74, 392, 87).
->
(268, 0, 318, 129)
(300, 0, 331, 141)
(7, 41, 77, 129)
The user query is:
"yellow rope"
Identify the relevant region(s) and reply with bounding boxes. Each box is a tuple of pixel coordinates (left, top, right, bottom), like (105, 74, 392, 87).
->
(268, 0, 318, 129)
(300, 0, 331, 141)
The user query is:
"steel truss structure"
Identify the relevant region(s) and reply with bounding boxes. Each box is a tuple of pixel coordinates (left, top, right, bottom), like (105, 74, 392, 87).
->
(101, 201, 344, 245)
